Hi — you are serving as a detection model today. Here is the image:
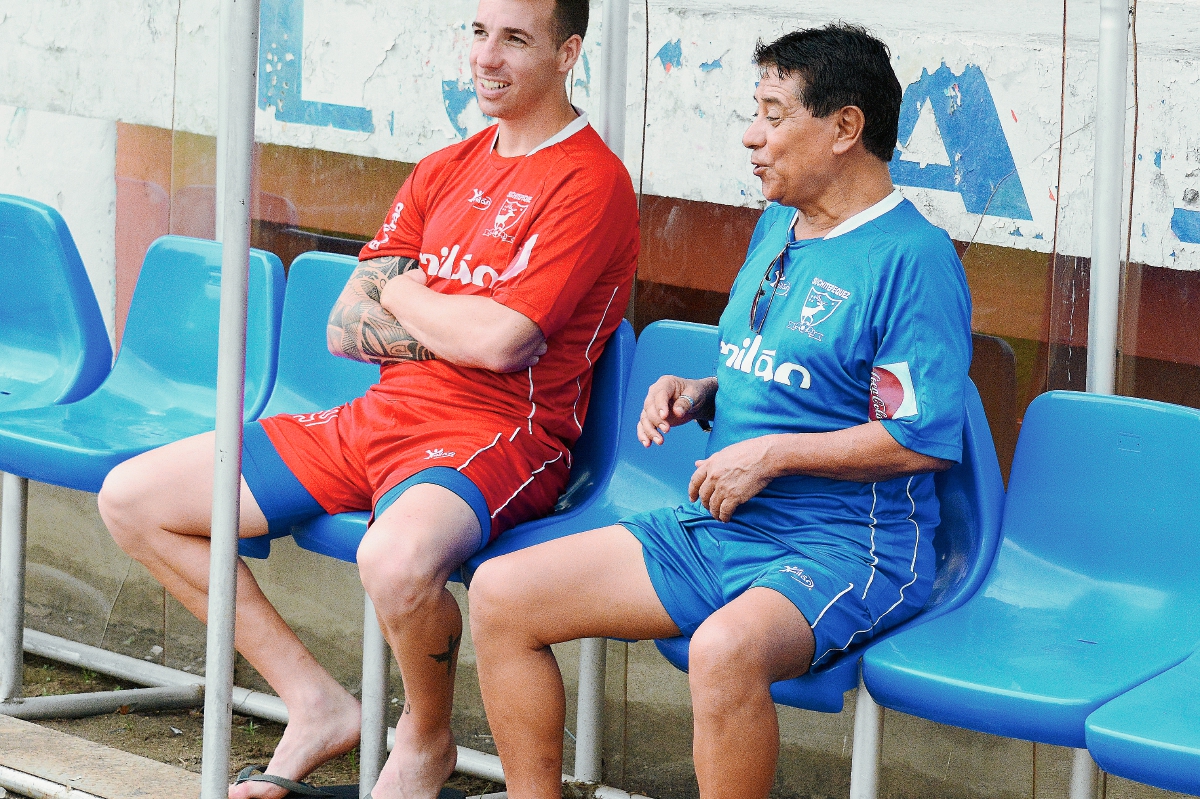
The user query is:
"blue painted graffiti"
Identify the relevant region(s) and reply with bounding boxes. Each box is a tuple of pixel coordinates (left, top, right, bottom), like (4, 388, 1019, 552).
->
(573, 51, 592, 96)
(1171, 208, 1200, 243)
(442, 80, 478, 140)
(656, 40, 682, 72)
(890, 64, 1032, 221)
(258, 0, 374, 133)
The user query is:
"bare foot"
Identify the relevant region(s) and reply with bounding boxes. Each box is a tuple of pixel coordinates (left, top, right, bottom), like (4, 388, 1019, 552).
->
(228, 686, 362, 799)
(369, 715, 457, 799)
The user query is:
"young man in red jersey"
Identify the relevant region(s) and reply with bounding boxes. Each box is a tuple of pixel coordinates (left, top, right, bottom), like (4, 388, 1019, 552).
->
(98, 2, 638, 797)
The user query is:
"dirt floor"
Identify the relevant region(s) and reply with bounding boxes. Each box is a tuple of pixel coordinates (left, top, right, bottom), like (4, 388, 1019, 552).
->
(15, 654, 504, 797)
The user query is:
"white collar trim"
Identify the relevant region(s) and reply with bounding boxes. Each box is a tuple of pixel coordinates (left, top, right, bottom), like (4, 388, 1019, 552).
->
(489, 107, 589, 157)
(822, 189, 903, 239)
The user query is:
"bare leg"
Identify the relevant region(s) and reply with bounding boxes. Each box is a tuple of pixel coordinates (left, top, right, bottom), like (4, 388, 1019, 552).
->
(355, 484, 484, 799)
(468, 526, 680, 799)
(688, 587, 815, 799)
(98, 433, 361, 799)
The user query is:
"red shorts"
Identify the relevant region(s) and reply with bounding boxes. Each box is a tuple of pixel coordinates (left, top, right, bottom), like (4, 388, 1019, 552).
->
(258, 389, 570, 542)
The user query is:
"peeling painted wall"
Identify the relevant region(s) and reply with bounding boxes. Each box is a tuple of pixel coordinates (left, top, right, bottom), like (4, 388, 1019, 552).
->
(3, 0, 1200, 300)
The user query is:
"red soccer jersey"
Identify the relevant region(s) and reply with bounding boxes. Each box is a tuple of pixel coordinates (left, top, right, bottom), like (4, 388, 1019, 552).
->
(359, 116, 639, 449)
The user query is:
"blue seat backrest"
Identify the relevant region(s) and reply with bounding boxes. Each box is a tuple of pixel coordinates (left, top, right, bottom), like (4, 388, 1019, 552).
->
(601, 320, 718, 519)
(261, 252, 379, 418)
(551, 319, 634, 514)
(107, 236, 285, 418)
(1000, 391, 1200, 591)
(921, 380, 1006, 617)
(0, 194, 112, 409)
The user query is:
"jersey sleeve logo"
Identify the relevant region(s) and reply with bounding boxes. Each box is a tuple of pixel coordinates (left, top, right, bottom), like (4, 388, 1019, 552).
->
(366, 201, 405, 251)
(870, 361, 919, 420)
(483, 191, 534, 243)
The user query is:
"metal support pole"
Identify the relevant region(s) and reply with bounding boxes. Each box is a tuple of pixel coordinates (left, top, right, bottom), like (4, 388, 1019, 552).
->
(0, 684, 204, 720)
(200, 0, 259, 796)
(597, 0, 630, 160)
(570, 2, 628, 781)
(1086, 0, 1131, 395)
(1069, 748, 1099, 799)
(0, 472, 28, 701)
(573, 637, 607, 783)
(359, 596, 390, 798)
(848, 671, 884, 799)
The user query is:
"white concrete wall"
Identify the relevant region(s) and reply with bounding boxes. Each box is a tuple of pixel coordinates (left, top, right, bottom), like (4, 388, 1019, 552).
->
(4, 2, 1200, 276)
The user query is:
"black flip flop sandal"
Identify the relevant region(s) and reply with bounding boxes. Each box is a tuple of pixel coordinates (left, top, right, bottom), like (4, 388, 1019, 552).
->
(234, 765, 334, 797)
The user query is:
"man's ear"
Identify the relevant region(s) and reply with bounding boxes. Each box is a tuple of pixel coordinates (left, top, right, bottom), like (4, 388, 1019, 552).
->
(557, 33, 583, 75)
(831, 105, 867, 155)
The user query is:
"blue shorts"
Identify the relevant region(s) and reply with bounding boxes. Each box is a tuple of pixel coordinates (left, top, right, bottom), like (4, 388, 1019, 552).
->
(621, 499, 935, 672)
(242, 422, 492, 551)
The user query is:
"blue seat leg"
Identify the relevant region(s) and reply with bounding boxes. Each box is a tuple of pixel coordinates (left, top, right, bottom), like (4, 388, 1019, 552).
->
(849, 671, 883, 799)
(573, 637, 607, 782)
(0, 472, 28, 700)
(360, 595, 390, 798)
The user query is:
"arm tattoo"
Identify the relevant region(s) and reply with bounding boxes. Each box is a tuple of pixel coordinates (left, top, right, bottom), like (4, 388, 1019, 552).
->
(326, 256, 436, 365)
(429, 632, 462, 677)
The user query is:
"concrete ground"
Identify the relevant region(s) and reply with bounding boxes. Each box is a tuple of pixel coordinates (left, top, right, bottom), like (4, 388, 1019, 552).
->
(2, 481, 1193, 799)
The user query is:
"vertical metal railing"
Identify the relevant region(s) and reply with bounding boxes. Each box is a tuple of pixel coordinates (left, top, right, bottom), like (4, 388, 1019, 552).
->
(199, 0, 260, 796)
(573, 0, 629, 783)
(1086, 0, 1132, 394)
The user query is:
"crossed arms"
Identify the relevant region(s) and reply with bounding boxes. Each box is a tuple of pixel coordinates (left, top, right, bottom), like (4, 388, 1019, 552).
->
(326, 256, 546, 372)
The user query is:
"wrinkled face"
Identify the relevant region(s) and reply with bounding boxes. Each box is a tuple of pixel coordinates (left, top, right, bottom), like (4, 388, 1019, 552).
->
(742, 70, 840, 208)
(471, 0, 568, 121)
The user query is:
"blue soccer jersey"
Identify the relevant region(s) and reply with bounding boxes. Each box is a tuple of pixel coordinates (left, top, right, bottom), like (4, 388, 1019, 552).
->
(619, 192, 972, 668)
(707, 192, 972, 535)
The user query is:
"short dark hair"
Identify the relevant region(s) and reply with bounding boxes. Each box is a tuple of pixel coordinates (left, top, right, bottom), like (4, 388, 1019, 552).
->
(551, 0, 588, 48)
(753, 24, 901, 162)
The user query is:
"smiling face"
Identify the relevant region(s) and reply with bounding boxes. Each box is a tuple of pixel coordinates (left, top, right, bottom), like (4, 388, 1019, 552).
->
(470, 0, 577, 124)
(742, 70, 844, 209)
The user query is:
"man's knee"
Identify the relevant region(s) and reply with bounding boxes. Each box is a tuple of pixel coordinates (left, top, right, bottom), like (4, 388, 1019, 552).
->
(688, 615, 791, 706)
(98, 456, 160, 553)
(466, 557, 522, 639)
(356, 528, 452, 617)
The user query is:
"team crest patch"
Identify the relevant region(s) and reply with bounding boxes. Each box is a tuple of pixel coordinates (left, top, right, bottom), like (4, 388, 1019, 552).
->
(483, 191, 533, 243)
(787, 277, 850, 341)
(870, 362, 919, 420)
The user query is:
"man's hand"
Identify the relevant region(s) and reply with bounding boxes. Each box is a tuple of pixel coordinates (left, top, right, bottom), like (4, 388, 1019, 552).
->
(637, 376, 717, 446)
(688, 437, 777, 522)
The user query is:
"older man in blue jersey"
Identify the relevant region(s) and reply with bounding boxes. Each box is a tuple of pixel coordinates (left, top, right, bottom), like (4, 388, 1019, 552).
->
(467, 24, 972, 799)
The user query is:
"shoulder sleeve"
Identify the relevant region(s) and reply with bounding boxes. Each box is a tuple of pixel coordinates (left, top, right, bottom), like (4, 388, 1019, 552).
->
(489, 157, 639, 338)
(359, 158, 434, 261)
(868, 225, 973, 462)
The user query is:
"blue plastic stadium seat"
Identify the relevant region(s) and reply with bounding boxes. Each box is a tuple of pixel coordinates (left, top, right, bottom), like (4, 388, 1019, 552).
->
(0, 194, 112, 411)
(650, 358, 1004, 710)
(237, 251, 379, 559)
(1085, 649, 1200, 795)
(862, 391, 1200, 748)
(0, 236, 285, 492)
